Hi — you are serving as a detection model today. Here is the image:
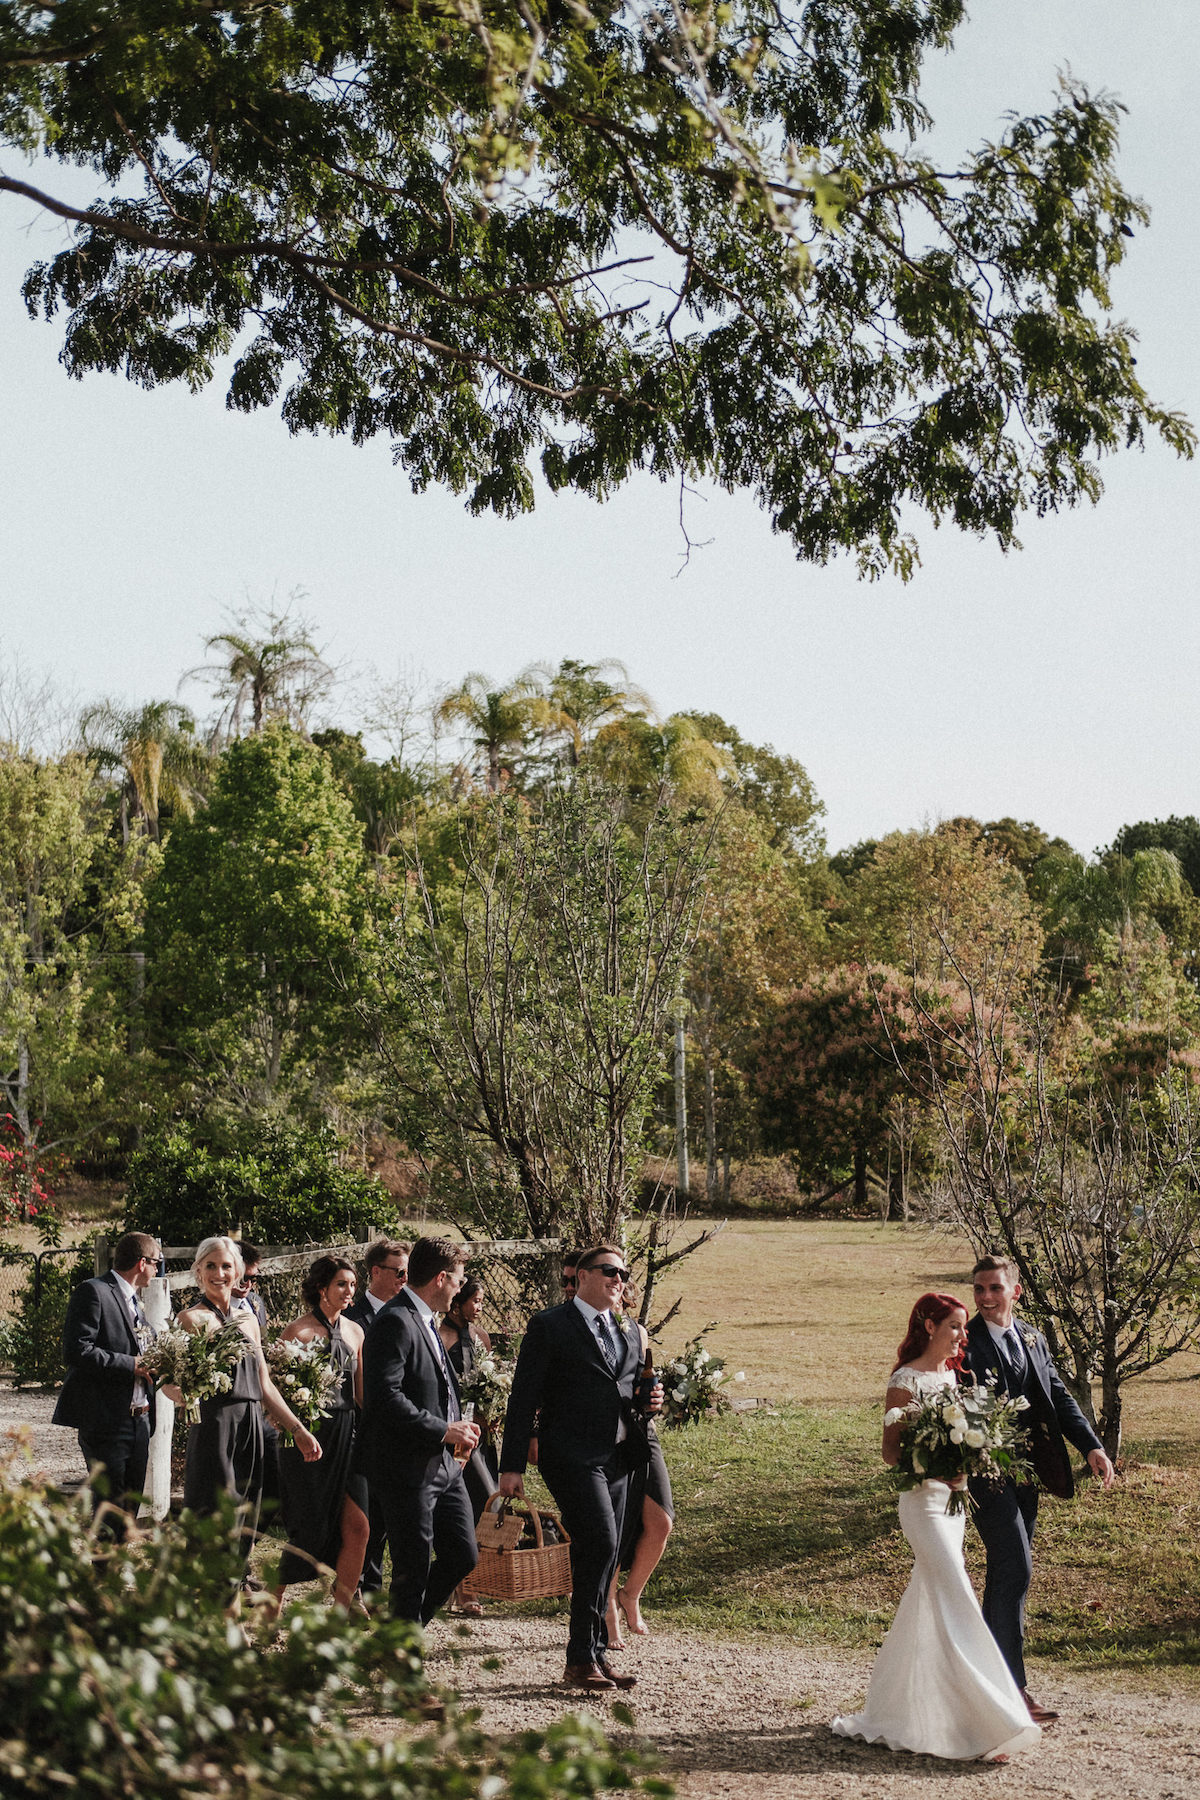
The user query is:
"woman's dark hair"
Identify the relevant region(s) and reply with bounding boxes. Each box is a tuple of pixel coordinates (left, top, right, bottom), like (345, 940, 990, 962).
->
(302, 1255, 356, 1312)
(893, 1292, 968, 1373)
(448, 1277, 484, 1320)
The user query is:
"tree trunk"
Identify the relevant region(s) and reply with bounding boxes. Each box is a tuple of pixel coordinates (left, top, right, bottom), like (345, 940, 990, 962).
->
(1099, 1364, 1122, 1460)
(703, 1038, 718, 1203)
(853, 1142, 867, 1212)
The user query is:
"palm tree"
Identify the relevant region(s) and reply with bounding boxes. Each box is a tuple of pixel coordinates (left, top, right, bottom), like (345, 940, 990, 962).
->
(526, 658, 653, 767)
(184, 603, 335, 743)
(591, 712, 731, 800)
(79, 699, 208, 842)
(436, 670, 543, 792)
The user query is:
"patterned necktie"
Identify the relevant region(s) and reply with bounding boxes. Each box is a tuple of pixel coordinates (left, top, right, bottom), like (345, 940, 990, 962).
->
(428, 1319, 460, 1420)
(1003, 1327, 1026, 1384)
(597, 1315, 617, 1370)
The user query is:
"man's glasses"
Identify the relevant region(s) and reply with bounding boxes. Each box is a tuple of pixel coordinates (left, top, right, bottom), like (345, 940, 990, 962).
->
(582, 1263, 630, 1280)
(562, 1273, 577, 1289)
(381, 1264, 407, 1276)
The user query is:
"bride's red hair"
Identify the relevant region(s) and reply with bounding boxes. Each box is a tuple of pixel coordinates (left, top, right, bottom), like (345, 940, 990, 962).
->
(893, 1292, 968, 1373)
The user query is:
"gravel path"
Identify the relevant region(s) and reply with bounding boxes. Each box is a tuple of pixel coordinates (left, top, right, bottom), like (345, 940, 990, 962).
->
(425, 1614, 1200, 1800)
(6, 1390, 1198, 1797)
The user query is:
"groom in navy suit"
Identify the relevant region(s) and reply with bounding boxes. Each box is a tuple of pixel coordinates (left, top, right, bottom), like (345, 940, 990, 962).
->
(499, 1243, 661, 1691)
(358, 1235, 481, 1622)
(963, 1253, 1115, 1724)
(53, 1231, 160, 1527)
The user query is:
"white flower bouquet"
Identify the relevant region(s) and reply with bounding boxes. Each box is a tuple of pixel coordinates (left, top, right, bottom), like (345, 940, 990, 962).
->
(659, 1324, 745, 1428)
(888, 1378, 1033, 1514)
(141, 1320, 250, 1423)
(265, 1335, 343, 1440)
(458, 1351, 514, 1432)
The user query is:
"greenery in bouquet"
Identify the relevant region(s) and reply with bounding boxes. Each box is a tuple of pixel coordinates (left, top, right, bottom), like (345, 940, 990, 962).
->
(889, 1378, 1033, 1514)
(457, 1349, 514, 1432)
(265, 1335, 343, 1439)
(141, 1319, 249, 1423)
(659, 1324, 745, 1428)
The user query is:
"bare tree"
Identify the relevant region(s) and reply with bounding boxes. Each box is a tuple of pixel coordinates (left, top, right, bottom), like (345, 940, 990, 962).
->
(364, 780, 718, 1248)
(909, 955, 1200, 1458)
(183, 596, 337, 744)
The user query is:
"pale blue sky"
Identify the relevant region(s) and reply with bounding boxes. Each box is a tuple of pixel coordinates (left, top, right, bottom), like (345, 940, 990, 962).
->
(2, 2, 1197, 856)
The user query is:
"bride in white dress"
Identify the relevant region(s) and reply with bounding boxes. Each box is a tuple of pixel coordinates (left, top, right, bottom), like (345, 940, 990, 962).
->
(832, 1292, 1041, 1763)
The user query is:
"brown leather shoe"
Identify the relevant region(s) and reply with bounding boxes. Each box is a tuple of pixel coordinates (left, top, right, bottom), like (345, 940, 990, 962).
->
(1022, 1690, 1059, 1724)
(596, 1655, 637, 1690)
(563, 1662, 616, 1690)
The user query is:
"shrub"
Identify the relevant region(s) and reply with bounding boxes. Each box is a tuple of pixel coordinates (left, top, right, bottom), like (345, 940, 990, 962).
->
(0, 1450, 662, 1800)
(0, 1238, 97, 1387)
(123, 1119, 396, 1245)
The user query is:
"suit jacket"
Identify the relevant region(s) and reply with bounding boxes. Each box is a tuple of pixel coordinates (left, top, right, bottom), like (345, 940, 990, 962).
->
(358, 1289, 461, 1490)
(500, 1300, 641, 1474)
(963, 1313, 1101, 1498)
(345, 1291, 384, 1333)
(52, 1272, 156, 1435)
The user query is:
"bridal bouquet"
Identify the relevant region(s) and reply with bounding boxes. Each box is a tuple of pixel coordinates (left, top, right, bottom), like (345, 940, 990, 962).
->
(141, 1320, 249, 1423)
(265, 1335, 343, 1440)
(458, 1351, 515, 1432)
(888, 1379, 1033, 1514)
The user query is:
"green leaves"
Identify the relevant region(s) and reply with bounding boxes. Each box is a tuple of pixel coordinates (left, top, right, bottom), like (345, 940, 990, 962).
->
(2, 1, 1190, 569)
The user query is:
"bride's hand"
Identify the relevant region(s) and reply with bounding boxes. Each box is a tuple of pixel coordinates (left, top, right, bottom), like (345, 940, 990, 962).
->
(949, 1475, 967, 1490)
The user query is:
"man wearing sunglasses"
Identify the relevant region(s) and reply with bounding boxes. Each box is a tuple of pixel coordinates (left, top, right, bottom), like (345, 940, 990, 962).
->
(500, 1244, 662, 1691)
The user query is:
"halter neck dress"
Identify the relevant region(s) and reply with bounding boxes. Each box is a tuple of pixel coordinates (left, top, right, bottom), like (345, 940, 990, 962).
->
(182, 1297, 265, 1561)
(277, 1308, 369, 1588)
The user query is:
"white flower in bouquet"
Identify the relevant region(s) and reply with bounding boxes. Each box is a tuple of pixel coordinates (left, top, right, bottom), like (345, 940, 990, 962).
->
(458, 1351, 515, 1430)
(660, 1324, 736, 1428)
(891, 1378, 1033, 1514)
(140, 1320, 251, 1424)
(265, 1335, 342, 1439)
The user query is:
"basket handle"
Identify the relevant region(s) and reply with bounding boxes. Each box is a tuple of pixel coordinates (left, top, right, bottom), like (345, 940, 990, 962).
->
(480, 1492, 511, 1522)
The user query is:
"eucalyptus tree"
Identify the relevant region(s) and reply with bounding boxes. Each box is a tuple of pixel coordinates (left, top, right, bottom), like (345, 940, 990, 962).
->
(2, 2, 1191, 565)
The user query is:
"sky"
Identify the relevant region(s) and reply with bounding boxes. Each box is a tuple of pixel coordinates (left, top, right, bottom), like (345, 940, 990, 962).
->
(2, 1, 1198, 858)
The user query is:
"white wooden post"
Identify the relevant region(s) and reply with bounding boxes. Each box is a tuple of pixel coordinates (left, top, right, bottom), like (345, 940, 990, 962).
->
(141, 1272, 174, 1521)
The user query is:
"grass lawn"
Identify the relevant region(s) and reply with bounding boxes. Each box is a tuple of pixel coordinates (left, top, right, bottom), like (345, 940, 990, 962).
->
(606, 1219, 1200, 1670)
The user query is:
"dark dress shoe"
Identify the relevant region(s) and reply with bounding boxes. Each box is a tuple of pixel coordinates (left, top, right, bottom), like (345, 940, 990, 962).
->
(595, 1655, 637, 1690)
(1022, 1690, 1059, 1724)
(563, 1662, 616, 1690)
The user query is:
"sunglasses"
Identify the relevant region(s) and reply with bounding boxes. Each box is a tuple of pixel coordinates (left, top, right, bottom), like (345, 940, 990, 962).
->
(582, 1263, 630, 1280)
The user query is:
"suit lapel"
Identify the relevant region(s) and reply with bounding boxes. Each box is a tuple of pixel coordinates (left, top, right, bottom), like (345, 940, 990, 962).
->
(397, 1290, 456, 1400)
(564, 1298, 619, 1378)
(104, 1271, 139, 1351)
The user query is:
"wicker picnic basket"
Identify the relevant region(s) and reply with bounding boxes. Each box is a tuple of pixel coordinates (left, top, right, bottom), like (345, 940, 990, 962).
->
(460, 1494, 572, 1602)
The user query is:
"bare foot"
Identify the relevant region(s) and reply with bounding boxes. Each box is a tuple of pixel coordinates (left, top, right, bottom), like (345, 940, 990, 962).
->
(605, 1604, 627, 1650)
(618, 1592, 649, 1636)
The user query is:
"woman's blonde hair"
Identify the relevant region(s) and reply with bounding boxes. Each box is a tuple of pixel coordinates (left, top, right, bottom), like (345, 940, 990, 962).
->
(191, 1234, 245, 1285)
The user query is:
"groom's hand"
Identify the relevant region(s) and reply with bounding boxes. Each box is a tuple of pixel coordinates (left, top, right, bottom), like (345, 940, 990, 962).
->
(1087, 1447, 1116, 1489)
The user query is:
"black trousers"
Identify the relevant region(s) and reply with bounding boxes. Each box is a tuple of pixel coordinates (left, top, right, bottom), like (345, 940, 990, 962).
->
(540, 1448, 630, 1667)
(970, 1476, 1039, 1690)
(78, 1412, 151, 1534)
(359, 1486, 389, 1595)
(378, 1456, 478, 1623)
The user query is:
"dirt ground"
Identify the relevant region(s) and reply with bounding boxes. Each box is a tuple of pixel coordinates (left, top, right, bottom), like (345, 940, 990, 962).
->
(425, 1613, 1200, 1800)
(8, 1386, 1200, 1800)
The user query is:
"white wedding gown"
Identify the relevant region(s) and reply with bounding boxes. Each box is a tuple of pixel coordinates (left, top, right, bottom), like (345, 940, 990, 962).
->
(831, 1367, 1041, 1762)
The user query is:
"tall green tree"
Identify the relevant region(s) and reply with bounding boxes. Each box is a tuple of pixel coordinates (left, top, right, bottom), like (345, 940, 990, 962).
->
(435, 671, 542, 794)
(146, 725, 367, 1115)
(366, 781, 715, 1243)
(3, 3, 1191, 564)
(0, 751, 138, 1205)
(186, 605, 335, 744)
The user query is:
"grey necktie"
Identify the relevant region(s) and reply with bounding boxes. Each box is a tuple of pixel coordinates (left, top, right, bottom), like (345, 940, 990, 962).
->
(597, 1315, 618, 1370)
(1003, 1327, 1026, 1384)
(428, 1319, 460, 1421)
